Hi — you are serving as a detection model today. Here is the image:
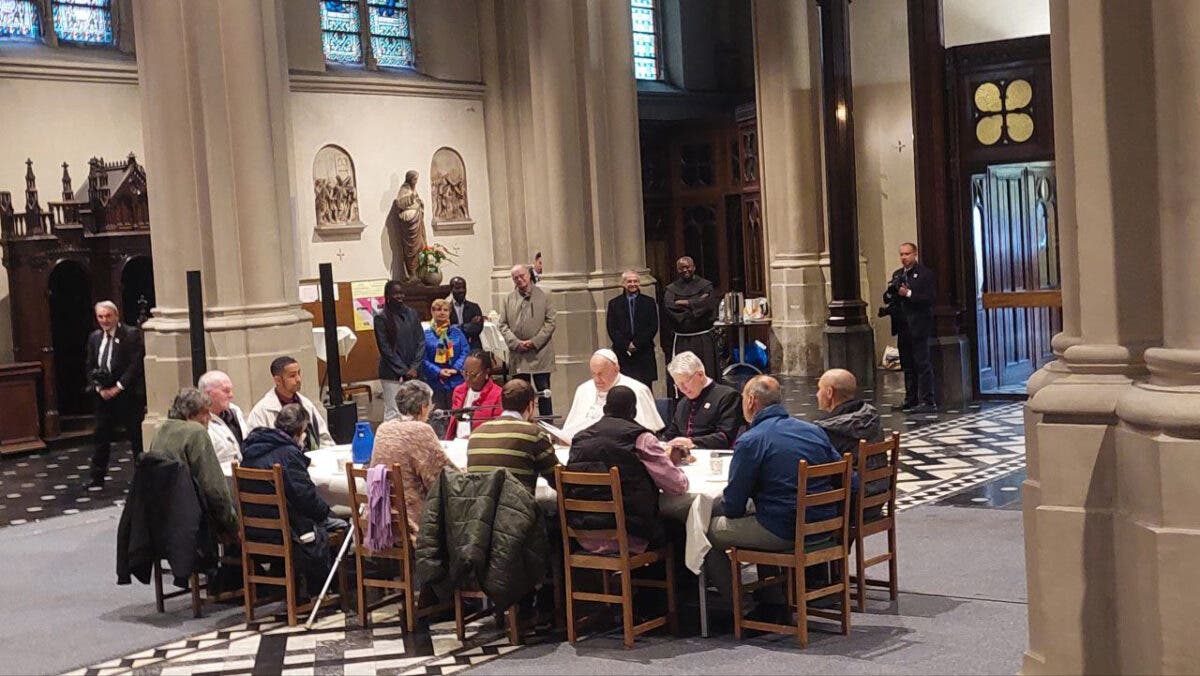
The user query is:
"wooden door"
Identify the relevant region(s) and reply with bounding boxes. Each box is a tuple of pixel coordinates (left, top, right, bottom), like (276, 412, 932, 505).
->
(975, 162, 1060, 392)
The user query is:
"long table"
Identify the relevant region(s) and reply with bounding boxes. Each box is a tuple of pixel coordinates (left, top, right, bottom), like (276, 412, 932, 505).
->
(226, 439, 731, 635)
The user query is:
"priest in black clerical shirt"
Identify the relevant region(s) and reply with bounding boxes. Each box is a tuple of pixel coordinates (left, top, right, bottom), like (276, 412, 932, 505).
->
(661, 351, 743, 450)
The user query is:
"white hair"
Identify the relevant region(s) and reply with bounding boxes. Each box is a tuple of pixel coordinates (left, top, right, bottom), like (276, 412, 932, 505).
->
(93, 300, 119, 314)
(510, 264, 528, 276)
(197, 370, 231, 392)
(667, 351, 706, 379)
(621, 269, 640, 280)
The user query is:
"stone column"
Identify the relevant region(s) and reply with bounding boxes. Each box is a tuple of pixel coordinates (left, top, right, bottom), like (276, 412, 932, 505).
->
(1108, 1, 1200, 672)
(1022, 1, 1162, 672)
(479, 0, 649, 407)
(816, 0, 874, 386)
(751, 0, 829, 375)
(134, 0, 316, 428)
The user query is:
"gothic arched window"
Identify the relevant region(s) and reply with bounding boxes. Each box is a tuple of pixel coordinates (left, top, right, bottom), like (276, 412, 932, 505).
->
(2, 0, 115, 46)
(319, 0, 414, 70)
(631, 0, 662, 81)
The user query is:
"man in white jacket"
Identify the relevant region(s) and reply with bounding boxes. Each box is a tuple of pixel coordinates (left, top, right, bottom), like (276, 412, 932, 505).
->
(198, 370, 248, 463)
(562, 349, 664, 440)
(246, 356, 335, 450)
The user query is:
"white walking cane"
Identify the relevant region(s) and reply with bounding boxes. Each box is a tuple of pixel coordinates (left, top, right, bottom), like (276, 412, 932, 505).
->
(305, 515, 358, 630)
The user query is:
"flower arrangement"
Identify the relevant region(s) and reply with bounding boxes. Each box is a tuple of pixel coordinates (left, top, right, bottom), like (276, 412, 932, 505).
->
(417, 243, 458, 274)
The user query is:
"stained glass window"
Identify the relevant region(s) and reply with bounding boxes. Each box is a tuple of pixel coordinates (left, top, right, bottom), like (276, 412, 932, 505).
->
(368, 0, 413, 69)
(631, 0, 660, 81)
(52, 0, 113, 45)
(320, 0, 363, 64)
(0, 0, 42, 41)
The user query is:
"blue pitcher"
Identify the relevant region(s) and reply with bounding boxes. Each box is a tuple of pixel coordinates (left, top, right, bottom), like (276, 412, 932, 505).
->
(351, 421, 375, 465)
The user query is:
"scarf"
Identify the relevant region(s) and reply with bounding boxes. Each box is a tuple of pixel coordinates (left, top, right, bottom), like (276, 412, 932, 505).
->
(433, 322, 454, 365)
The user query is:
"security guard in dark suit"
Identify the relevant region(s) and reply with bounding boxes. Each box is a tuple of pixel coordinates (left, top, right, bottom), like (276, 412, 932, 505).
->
(880, 242, 937, 412)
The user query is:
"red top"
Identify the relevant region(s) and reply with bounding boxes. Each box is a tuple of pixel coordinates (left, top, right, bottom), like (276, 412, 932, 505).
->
(444, 379, 504, 440)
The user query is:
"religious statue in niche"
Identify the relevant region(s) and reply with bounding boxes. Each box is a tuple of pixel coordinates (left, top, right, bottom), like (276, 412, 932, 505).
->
(313, 144, 364, 236)
(430, 147, 473, 233)
(394, 170, 430, 282)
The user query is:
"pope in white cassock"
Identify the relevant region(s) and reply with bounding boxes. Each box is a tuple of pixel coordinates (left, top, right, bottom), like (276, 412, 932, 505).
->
(562, 349, 664, 438)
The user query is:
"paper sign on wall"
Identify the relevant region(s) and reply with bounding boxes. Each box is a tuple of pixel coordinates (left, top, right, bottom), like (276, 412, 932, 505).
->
(350, 279, 388, 331)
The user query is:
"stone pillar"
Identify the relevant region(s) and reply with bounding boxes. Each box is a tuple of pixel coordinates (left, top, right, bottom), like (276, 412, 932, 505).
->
(816, 0, 874, 386)
(133, 0, 316, 429)
(1022, 1, 1163, 673)
(478, 0, 649, 408)
(751, 0, 829, 375)
(1108, 1, 1200, 671)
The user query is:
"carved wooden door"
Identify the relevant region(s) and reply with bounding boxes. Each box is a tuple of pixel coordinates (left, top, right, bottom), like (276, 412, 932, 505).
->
(974, 162, 1060, 392)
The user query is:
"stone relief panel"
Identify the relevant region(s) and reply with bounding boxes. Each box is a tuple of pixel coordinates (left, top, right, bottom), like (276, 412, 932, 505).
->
(313, 144, 365, 238)
(430, 147, 473, 233)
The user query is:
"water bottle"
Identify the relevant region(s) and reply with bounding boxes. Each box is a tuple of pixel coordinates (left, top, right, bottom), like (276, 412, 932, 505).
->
(351, 421, 374, 465)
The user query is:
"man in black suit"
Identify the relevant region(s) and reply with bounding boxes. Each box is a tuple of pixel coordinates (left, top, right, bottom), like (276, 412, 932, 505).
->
(448, 276, 484, 352)
(880, 242, 937, 412)
(85, 300, 146, 487)
(606, 270, 659, 387)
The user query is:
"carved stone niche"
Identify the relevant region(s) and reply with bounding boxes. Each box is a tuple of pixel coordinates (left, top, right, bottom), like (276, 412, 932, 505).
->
(313, 144, 366, 239)
(430, 147, 474, 234)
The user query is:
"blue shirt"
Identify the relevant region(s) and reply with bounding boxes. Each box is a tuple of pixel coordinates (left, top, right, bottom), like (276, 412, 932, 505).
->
(722, 404, 842, 540)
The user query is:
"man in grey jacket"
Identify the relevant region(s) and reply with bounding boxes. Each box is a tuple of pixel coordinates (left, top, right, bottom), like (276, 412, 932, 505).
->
(813, 368, 888, 518)
(498, 264, 556, 416)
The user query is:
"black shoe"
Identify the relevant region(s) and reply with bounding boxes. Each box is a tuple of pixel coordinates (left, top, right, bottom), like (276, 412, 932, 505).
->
(895, 402, 917, 412)
(806, 595, 838, 610)
(910, 403, 938, 415)
(83, 475, 105, 490)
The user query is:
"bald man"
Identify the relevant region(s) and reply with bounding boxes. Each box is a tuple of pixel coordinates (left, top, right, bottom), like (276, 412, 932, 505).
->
(562, 349, 664, 439)
(663, 256, 719, 380)
(813, 369, 883, 459)
(498, 263, 556, 416)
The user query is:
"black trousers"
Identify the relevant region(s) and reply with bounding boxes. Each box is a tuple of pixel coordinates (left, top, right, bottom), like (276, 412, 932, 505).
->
(897, 329, 935, 406)
(91, 393, 146, 480)
(513, 372, 552, 417)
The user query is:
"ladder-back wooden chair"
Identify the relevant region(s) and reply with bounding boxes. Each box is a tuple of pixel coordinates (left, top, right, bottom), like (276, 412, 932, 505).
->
(555, 465, 677, 649)
(851, 433, 901, 611)
(232, 462, 345, 627)
(345, 462, 451, 631)
(730, 454, 853, 647)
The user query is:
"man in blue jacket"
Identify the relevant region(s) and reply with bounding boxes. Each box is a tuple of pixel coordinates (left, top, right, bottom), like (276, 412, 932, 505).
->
(704, 375, 841, 619)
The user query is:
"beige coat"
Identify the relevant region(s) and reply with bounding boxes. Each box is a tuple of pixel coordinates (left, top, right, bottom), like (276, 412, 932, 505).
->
(497, 285, 556, 374)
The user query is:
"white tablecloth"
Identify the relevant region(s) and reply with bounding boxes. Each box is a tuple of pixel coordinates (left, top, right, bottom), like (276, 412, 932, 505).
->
(225, 440, 730, 575)
(312, 326, 358, 363)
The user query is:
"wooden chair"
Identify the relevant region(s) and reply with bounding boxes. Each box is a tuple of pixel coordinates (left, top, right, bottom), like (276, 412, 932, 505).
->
(730, 454, 853, 647)
(152, 544, 242, 618)
(345, 462, 451, 631)
(555, 465, 678, 649)
(850, 433, 901, 612)
(231, 462, 346, 627)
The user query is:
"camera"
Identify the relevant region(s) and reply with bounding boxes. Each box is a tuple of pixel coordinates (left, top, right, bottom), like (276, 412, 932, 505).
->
(89, 367, 116, 390)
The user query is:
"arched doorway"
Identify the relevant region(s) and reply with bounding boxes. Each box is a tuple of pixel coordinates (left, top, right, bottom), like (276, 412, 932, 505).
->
(120, 256, 155, 326)
(48, 260, 93, 416)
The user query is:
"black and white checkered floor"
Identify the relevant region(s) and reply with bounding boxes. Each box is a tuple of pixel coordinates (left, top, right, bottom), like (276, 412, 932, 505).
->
(2, 373, 1028, 674)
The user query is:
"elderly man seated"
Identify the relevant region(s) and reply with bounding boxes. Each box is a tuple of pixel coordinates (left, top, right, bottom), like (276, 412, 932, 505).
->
(561, 348, 664, 439)
(148, 388, 239, 541)
(704, 375, 841, 621)
(198, 370, 247, 463)
(661, 351, 743, 451)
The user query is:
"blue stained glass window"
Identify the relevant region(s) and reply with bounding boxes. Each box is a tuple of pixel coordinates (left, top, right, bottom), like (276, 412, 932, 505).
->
(52, 0, 113, 45)
(368, 0, 413, 69)
(0, 0, 41, 41)
(630, 1, 660, 81)
(320, 0, 363, 64)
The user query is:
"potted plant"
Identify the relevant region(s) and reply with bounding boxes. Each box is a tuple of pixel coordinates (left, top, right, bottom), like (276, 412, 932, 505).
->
(416, 243, 458, 286)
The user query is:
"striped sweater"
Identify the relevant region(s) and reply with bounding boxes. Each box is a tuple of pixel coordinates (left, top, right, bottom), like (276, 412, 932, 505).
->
(465, 417, 559, 492)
